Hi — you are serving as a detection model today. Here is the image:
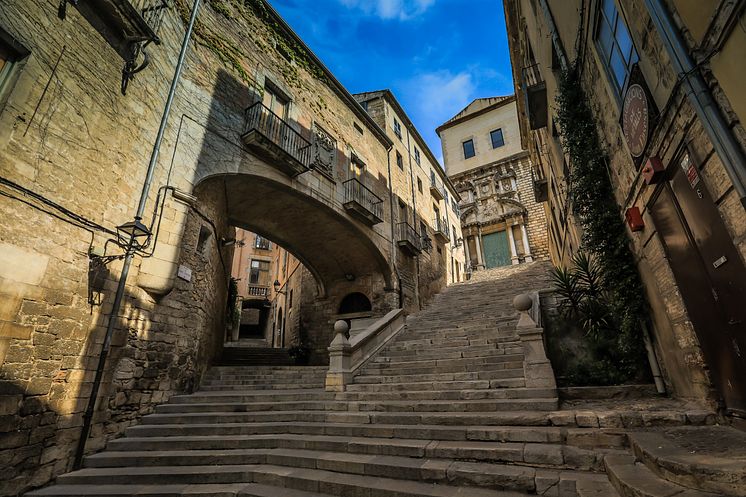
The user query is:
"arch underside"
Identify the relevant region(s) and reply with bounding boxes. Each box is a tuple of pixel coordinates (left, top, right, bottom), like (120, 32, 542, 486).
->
(196, 174, 392, 296)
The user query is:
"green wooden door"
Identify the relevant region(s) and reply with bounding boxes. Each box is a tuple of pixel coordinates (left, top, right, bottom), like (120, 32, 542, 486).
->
(482, 231, 511, 268)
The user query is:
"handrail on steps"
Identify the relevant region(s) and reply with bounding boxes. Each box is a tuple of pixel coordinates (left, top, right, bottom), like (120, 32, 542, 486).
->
(325, 308, 406, 392)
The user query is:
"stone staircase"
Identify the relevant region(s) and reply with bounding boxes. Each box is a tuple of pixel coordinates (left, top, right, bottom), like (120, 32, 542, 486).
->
(27, 262, 728, 497)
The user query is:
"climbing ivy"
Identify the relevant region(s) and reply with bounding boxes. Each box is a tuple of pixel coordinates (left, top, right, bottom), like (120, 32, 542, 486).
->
(554, 65, 648, 378)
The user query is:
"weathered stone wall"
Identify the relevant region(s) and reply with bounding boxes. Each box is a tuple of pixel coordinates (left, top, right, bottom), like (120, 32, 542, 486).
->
(507, 0, 746, 403)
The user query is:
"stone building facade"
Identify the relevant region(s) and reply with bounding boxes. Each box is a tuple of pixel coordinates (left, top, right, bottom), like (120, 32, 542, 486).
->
(504, 0, 746, 415)
(437, 96, 549, 272)
(354, 90, 466, 308)
(0, 0, 462, 493)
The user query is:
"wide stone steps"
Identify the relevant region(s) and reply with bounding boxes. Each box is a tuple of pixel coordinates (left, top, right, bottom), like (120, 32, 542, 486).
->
(154, 397, 559, 414)
(106, 431, 625, 463)
(352, 367, 526, 384)
(604, 454, 720, 497)
(32, 465, 535, 497)
(168, 387, 553, 404)
(77, 448, 613, 490)
(26, 483, 331, 497)
(372, 349, 523, 363)
(358, 359, 526, 377)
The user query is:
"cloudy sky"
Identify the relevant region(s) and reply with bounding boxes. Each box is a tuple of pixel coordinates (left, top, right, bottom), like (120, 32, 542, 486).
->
(270, 0, 515, 165)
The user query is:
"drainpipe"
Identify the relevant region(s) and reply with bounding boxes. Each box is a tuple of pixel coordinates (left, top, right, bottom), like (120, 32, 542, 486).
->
(645, 0, 746, 210)
(73, 0, 202, 470)
(384, 142, 403, 308)
(405, 124, 422, 310)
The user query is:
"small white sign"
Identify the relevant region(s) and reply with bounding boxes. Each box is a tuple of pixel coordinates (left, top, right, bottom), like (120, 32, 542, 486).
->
(177, 265, 192, 282)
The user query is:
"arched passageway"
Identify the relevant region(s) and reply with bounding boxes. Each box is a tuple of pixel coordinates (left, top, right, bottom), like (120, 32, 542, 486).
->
(196, 174, 392, 297)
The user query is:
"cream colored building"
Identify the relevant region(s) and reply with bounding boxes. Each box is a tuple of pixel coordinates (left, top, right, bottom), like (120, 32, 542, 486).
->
(437, 96, 548, 272)
(355, 90, 466, 306)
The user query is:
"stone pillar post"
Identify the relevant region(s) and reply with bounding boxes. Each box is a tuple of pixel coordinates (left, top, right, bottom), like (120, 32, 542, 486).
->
(464, 235, 472, 268)
(474, 232, 485, 268)
(507, 225, 519, 265)
(513, 294, 556, 389)
(520, 224, 533, 263)
(325, 320, 351, 392)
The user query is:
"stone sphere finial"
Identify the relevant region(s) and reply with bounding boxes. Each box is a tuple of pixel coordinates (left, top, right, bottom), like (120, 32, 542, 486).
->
(513, 293, 533, 313)
(334, 320, 349, 335)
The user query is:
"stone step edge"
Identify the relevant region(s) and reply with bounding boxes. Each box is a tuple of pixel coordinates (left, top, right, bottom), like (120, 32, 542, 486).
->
(50, 464, 540, 497)
(628, 431, 746, 496)
(604, 454, 721, 497)
(26, 482, 331, 497)
(83, 446, 611, 474)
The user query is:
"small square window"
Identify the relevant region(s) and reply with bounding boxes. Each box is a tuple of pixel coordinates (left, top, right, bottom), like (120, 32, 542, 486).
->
(414, 148, 421, 165)
(462, 139, 475, 159)
(396, 151, 403, 170)
(490, 129, 504, 149)
(393, 118, 402, 139)
(417, 177, 423, 194)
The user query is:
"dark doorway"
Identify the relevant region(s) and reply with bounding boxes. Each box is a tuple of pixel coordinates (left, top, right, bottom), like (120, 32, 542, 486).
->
(239, 299, 269, 339)
(648, 148, 746, 415)
(338, 292, 372, 314)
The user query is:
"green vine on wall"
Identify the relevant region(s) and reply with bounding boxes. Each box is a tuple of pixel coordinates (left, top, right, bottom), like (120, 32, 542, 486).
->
(554, 66, 647, 377)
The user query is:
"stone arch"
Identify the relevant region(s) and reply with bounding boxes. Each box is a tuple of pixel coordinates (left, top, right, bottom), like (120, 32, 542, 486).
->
(193, 173, 393, 298)
(338, 292, 372, 314)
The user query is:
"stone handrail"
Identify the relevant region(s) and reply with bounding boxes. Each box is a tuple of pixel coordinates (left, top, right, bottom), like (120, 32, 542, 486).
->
(325, 308, 406, 391)
(513, 293, 556, 390)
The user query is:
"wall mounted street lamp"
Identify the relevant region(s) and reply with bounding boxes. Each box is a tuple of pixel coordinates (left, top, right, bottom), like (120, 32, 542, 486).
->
(452, 237, 464, 249)
(421, 234, 433, 253)
(273, 280, 287, 295)
(116, 218, 152, 250)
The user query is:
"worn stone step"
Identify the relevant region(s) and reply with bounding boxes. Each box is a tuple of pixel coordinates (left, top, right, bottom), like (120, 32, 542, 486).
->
(173, 390, 332, 404)
(154, 397, 558, 414)
(345, 378, 526, 392)
(373, 350, 523, 364)
(352, 368, 526, 385)
(103, 435, 613, 471)
(156, 401, 349, 414)
(199, 383, 325, 391)
(26, 483, 332, 497)
(385, 336, 520, 349)
(604, 454, 720, 497)
(123, 423, 629, 449)
(359, 359, 525, 376)
(576, 478, 621, 497)
(51, 465, 537, 497)
(335, 388, 556, 402)
(628, 428, 746, 496)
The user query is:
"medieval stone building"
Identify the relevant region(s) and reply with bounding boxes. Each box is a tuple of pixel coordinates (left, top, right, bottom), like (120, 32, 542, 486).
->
(0, 0, 461, 492)
(504, 0, 746, 416)
(437, 96, 549, 272)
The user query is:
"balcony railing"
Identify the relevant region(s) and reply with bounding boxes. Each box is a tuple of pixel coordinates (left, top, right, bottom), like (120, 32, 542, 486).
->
(254, 236, 271, 250)
(432, 217, 450, 243)
(522, 63, 548, 130)
(247, 285, 269, 297)
(242, 102, 312, 177)
(396, 222, 421, 255)
(429, 175, 445, 201)
(343, 178, 383, 226)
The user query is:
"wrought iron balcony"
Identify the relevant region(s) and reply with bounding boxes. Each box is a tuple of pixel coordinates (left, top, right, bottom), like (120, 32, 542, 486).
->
(396, 222, 421, 256)
(429, 174, 445, 201)
(522, 63, 548, 130)
(247, 285, 269, 297)
(432, 217, 450, 243)
(343, 179, 384, 226)
(242, 102, 312, 177)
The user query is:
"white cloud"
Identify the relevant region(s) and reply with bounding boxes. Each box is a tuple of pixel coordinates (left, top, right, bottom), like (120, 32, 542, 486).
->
(339, 0, 435, 20)
(399, 70, 476, 166)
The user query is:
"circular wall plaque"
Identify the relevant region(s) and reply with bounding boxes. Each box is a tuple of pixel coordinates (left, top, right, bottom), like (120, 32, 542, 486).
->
(622, 84, 649, 158)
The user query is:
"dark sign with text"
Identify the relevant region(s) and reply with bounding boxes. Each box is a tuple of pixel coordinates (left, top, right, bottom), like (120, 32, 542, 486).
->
(621, 64, 658, 169)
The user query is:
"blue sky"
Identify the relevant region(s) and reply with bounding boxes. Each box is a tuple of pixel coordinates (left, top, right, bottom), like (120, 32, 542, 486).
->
(270, 0, 515, 164)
